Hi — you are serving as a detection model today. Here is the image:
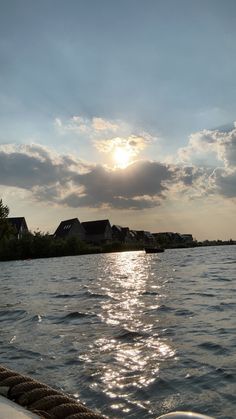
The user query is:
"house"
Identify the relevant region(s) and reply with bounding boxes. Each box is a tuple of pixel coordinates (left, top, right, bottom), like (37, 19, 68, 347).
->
(112, 225, 134, 243)
(181, 234, 194, 243)
(153, 232, 187, 245)
(82, 219, 112, 244)
(53, 218, 85, 241)
(129, 230, 139, 243)
(7, 217, 29, 239)
(134, 230, 155, 245)
(153, 232, 195, 245)
(143, 231, 155, 244)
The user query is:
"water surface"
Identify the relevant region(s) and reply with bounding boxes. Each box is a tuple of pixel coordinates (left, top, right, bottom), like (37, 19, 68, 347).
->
(0, 246, 236, 418)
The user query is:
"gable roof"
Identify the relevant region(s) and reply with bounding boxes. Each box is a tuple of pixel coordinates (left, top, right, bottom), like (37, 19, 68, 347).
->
(82, 219, 111, 235)
(7, 217, 28, 233)
(112, 225, 131, 240)
(112, 225, 123, 233)
(54, 218, 82, 238)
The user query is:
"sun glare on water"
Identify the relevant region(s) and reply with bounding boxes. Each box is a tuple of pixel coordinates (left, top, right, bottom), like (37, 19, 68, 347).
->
(113, 147, 131, 168)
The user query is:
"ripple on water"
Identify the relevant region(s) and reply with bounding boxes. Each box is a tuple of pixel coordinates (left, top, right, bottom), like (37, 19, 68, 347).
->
(48, 311, 100, 325)
(0, 247, 236, 419)
(197, 341, 230, 355)
(114, 328, 147, 341)
(0, 309, 27, 322)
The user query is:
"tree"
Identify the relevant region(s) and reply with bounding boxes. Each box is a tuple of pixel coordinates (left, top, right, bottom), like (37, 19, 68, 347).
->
(0, 199, 10, 240)
(0, 199, 9, 219)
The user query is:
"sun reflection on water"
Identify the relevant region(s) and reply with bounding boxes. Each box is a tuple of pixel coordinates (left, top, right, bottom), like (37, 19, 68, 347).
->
(83, 252, 175, 411)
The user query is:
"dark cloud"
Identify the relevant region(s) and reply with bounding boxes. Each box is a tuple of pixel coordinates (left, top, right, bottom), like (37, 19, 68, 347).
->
(74, 160, 172, 196)
(64, 160, 173, 209)
(211, 168, 236, 198)
(177, 166, 211, 187)
(0, 144, 176, 209)
(61, 193, 160, 210)
(0, 145, 74, 189)
(1, 143, 236, 210)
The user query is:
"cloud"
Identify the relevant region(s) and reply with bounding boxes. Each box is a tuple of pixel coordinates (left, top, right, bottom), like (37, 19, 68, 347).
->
(0, 143, 178, 209)
(92, 117, 118, 132)
(1, 138, 236, 211)
(94, 133, 151, 158)
(176, 124, 236, 200)
(64, 160, 174, 209)
(54, 115, 157, 159)
(0, 143, 86, 190)
(54, 115, 120, 136)
(210, 167, 236, 199)
(218, 133, 236, 169)
(178, 124, 236, 169)
(54, 115, 158, 172)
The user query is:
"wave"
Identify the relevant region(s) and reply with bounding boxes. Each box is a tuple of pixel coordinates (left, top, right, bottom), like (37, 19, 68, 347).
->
(0, 309, 27, 322)
(191, 292, 215, 297)
(208, 302, 236, 311)
(198, 341, 229, 354)
(114, 327, 147, 341)
(52, 311, 99, 324)
(83, 290, 111, 300)
(64, 311, 95, 319)
(53, 293, 81, 299)
(158, 304, 175, 312)
(175, 308, 195, 316)
(142, 291, 159, 296)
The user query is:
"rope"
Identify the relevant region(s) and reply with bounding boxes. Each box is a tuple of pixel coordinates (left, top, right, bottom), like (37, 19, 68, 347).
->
(0, 364, 106, 419)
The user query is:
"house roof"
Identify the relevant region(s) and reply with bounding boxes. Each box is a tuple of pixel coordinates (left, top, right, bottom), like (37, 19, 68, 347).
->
(7, 217, 28, 233)
(112, 225, 131, 240)
(112, 225, 123, 232)
(133, 230, 153, 241)
(82, 219, 111, 235)
(143, 231, 154, 239)
(54, 218, 82, 238)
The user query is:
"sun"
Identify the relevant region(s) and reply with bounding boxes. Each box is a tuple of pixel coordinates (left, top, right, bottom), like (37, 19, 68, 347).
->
(113, 147, 131, 168)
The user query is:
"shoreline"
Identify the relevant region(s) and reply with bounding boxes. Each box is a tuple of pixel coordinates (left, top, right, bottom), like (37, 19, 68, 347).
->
(0, 241, 235, 263)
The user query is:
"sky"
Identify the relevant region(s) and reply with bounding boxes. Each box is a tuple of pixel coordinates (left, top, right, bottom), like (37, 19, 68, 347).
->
(0, 0, 236, 240)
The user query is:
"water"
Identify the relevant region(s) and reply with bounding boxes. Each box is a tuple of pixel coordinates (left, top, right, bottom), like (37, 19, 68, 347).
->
(0, 246, 235, 418)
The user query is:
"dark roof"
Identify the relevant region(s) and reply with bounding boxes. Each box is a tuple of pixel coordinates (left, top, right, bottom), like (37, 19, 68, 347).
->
(82, 219, 111, 235)
(54, 218, 81, 238)
(112, 225, 123, 232)
(112, 225, 130, 236)
(7, 217, 28, 233)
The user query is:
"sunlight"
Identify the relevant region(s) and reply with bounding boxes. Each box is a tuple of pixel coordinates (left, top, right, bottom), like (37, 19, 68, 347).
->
(113, 146, 131, 168)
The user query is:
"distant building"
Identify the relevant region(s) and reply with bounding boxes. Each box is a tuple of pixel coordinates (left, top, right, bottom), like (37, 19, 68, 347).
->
(181, 234, 193, 243)
(112, 225, 134, 243)
(53, 218, 85, 240)
(153, 231, 184, 243)
(129, 230, 138, 242)
(82, 219, 112, 244)
(7, 217, 29, 239)
(143, 231, 155, 244)
(133, 230, 155, 245)
(153, 232, 194, 245)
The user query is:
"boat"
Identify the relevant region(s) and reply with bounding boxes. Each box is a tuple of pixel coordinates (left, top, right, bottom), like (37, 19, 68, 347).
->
(157, 412, 214, 418)
(0, 364, 105, 419)
(145, 247, 164, 253)
(0, 395, 40, 418)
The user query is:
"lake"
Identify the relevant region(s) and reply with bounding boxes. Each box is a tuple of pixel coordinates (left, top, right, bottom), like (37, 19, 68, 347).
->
(0, 246, 235, 418)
